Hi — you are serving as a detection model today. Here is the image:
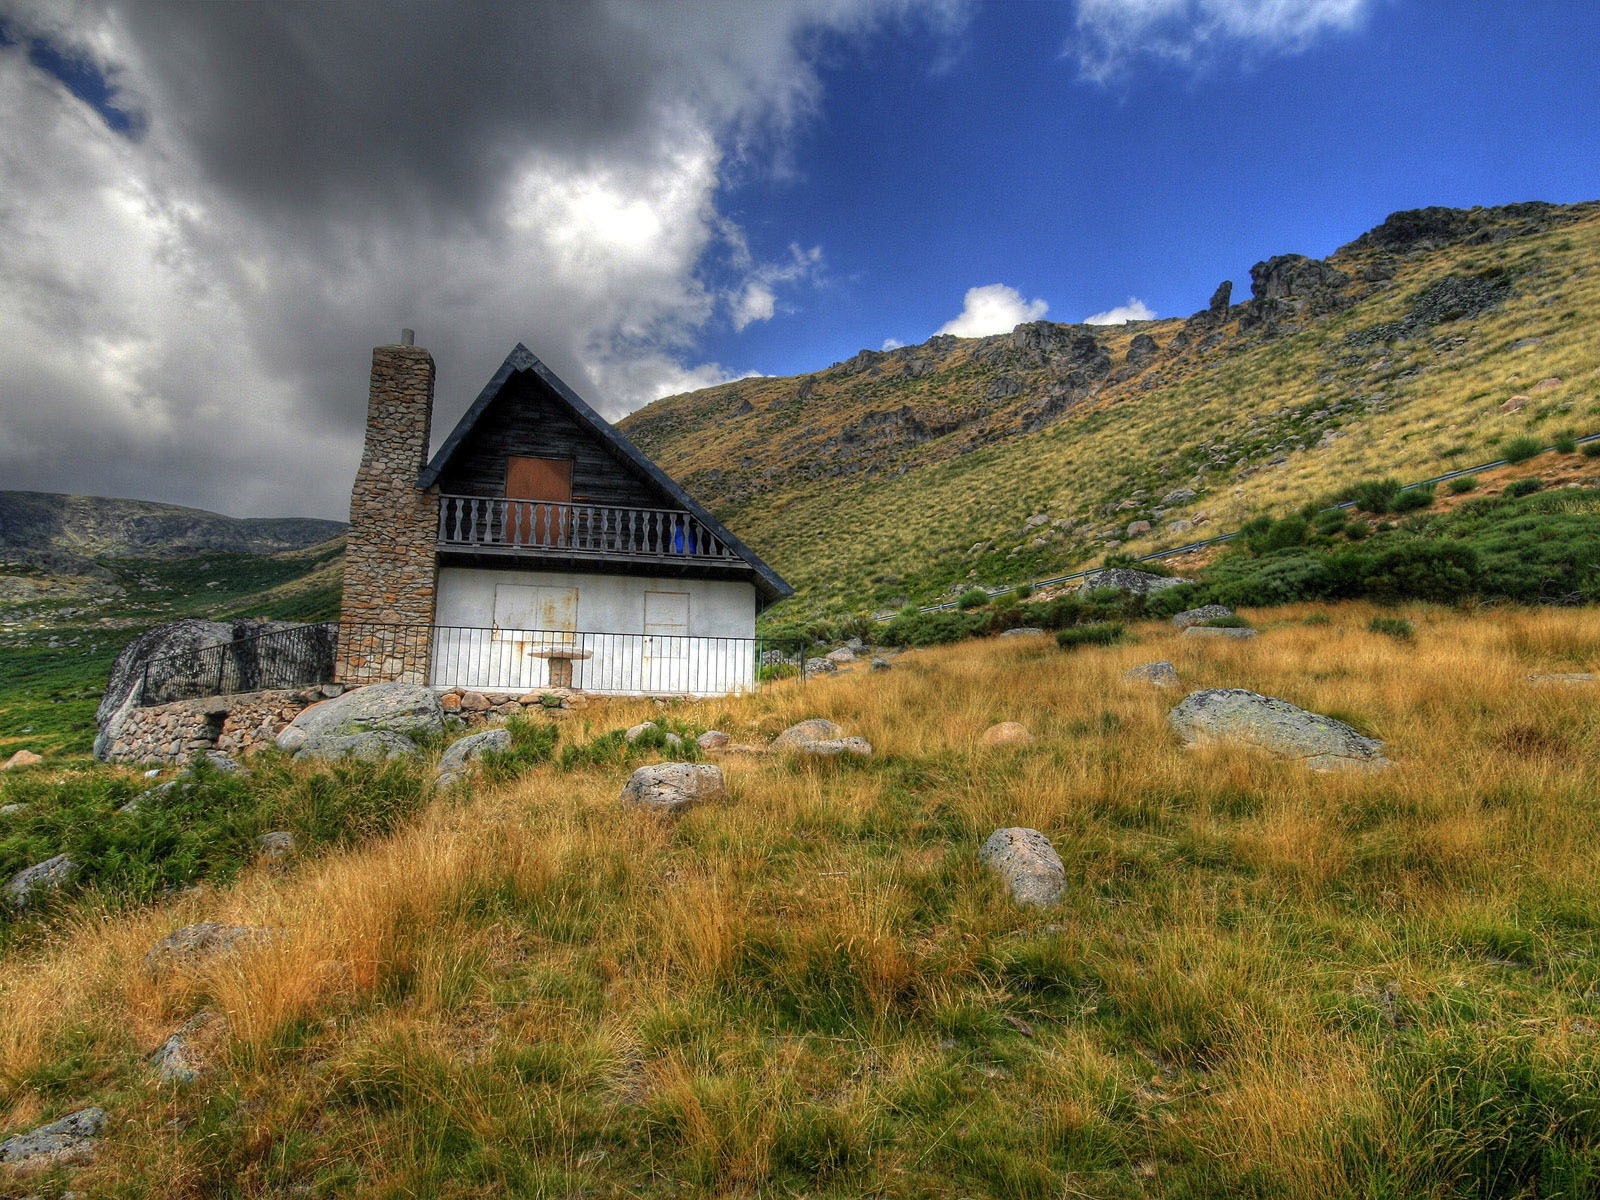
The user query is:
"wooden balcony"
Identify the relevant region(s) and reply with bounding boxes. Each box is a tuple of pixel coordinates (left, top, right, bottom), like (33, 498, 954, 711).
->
(437, 495, 745, 565)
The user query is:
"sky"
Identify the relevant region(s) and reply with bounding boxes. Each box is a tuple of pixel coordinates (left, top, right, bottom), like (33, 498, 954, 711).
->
(1, 0, 1597, 520)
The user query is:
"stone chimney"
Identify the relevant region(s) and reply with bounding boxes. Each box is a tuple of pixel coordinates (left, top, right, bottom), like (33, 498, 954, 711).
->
(335, 340, 440, 685)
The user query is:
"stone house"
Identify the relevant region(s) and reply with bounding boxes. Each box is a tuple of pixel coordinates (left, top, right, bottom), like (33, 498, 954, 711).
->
(337, 336, 791, 697)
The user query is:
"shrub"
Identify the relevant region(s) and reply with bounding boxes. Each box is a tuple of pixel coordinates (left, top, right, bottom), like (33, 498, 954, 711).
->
(1056, 622, 1125, 650)
(1556, 435, 1579, 455)
(1314, 509, 1350, 536)
(1389, 484, 1435, 513)
(1501, 435, 1543, 465)
(1348, 478, 1404, 514)
(479, 716, 560, 782)
(1368, 615, 1415, 640)
(881, 610, 980, 647)
(1582, 441, 1600, 459)
(1505, 478, 1543, 498)
(1448, 475, 1478, 494)
(957, 588, 990, 610)
(1012, 584, 1033, 601)
(1356, 542, 1480, 603)
(1344, 519, 1371, 541)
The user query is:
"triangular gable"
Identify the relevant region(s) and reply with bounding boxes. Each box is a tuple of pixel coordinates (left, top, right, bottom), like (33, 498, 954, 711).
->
(420, 344, 793, 605)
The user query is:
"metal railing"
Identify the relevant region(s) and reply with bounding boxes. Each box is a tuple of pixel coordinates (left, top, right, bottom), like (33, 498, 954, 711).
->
(438, 495, 743, 562)
(136, 622, 337, 707)
(133, 620, 805, 708)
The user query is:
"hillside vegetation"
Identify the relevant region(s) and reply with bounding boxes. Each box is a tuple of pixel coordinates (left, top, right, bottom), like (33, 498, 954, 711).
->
(4, 605, 1600, 1196)
(622, 201, 1600, 616)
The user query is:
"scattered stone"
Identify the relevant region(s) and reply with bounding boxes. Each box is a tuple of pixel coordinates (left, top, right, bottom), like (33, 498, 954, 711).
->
(1, 749, 41, 770)
(825, 647, 859, 664)
(4, 855, 77, 909)
(979, 828, 1066, 908)
(199, 750, 242, 773)
(1080, 568, 1192, 595)
(999, 627, 1048, 638)
(1126, 520, 1152, 538)
(1124, 660, 1179, 687)
(697, 730, 730, 750)
(145, 923, 274, 974)
(294, 730, 417, 762)
(1162, 487, 1198, 506)
(257, 831, 296, 860)
(1501, 395, 1530, 413)
(1183, 626, 1258, 641)
(0, 803, 26, 817)
(1534, 377, 1563, 392)
(1024, 513, 1050, 528)
(1529, 672, 1597, 685)
(981, 722, 1035, 748)
(624, 722, 658, 743)
(774, 718, 843, 751)
(0, 1106, 106, 1168)
(620, 763, 727, 813)
(794, 737, 873, 758)
(804, 657, 837, 675)
(870, 657, 892, 671)
(1172, 605, 1235, 629)
(1168, 688, 1390, 772)
(150, 1013, 224, 1083)
(276, 682, 444, 756)
(435, 728, 513, 790)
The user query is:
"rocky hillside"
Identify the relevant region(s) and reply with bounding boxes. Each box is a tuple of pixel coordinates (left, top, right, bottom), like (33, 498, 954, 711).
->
(622, 201, 1600, 615)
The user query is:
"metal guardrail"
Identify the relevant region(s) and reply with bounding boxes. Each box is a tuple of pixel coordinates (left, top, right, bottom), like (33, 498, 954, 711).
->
(891, 432, 1600, 617)
(134, 621, 807, 707)
(438, 495, 742, 562)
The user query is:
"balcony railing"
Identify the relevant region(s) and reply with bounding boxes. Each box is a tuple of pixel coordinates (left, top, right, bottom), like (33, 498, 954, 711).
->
(437, 495, 743, 563)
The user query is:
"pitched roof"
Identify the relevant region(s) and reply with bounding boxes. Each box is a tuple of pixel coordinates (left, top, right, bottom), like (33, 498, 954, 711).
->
(419, 344, 793, 605)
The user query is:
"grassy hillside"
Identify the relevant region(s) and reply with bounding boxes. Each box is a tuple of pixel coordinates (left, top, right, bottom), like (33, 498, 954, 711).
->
(4, 604, 1600, 1196)
(623, 201, 1600, 616)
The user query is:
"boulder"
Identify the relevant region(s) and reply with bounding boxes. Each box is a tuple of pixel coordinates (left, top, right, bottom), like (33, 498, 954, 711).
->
(1126, 520, 1153, 538)
(870, 658, 893, 671)
(1168, 689, 1390, 772)
(277, 682, 443, 757)
(1, 749, 41, 770)
(697, 730, 730, 751)
(624, 721, 658, 743)
(804, 657, 837, 675)
(979, 828, 1066, 908)
(1183, 626, 1258, 641)
(1124, 660, 1179, 687)
(257, 831, 297, 859)
(824, 647, 858, 664)
(146, 923, 274, 974)
(4, 854, 76, 908)
(774, 719, 843, 752)
(981, 722, 1035, 748)
(150, 1012, 224, 1083)
(295, 730, 417, 763)
(199, 750, 243, 773)
(0, 803, 26, 817)
(0, 1106, 105, 1167)
(1172, 605, 1235, 629)
(794, 737, 873, 758)
(435, 728, 512, 789)
(621, 763, 727, 813)
(1162, 486, 1198, 507)
(1080, 568, 1191, 595)
(999, 627, 1048, 638)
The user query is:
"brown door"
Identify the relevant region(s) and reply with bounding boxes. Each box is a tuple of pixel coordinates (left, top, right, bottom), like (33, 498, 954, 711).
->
(506, 456, 572, 545)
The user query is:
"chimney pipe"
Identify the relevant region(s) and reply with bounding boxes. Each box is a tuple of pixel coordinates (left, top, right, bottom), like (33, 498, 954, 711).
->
(401, 328, 415, 346)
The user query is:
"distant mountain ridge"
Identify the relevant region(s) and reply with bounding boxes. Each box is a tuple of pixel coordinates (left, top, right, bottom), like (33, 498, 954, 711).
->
(0, 491, 345, 574)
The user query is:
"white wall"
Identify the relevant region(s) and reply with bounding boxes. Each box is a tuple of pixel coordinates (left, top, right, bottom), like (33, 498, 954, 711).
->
(431, 566, 758, 696)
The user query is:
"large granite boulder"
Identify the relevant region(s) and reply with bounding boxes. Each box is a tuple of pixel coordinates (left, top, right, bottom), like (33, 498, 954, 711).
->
(1079, 568, 1192, 595)
(1171, 604, 1235, 629)
(773, 719, 843, 751)
(435, 728, 512, 790)
(96, 617, 335, 759)
(1168, 689, 1390, 772)
(0, 1105, 105, 1167)
(276, 682, 443, 758)
(979, 828, 1066, 908)
(3, 854, 76, 909)
(621, 763, 727, 813)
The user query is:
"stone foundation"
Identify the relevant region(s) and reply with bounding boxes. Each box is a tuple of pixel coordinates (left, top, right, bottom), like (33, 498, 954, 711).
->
(103, 684, 593, 766)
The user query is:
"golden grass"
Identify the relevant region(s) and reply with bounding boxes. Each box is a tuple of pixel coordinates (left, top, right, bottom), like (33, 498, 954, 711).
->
(5, 602, 1600, 1196)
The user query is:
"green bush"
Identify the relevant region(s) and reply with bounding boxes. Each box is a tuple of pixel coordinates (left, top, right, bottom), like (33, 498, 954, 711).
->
(1012, 584, 1033, 601)
(1501, 435, 1543, 465)
(1582, 441, 1600, 459)
(881, 609, 980, 647)
(1555, 435, 1579, 455)
(1343, 519, 1371, 541)
(1389, 484, 1435, 513)
(1448, 475, 1478, 494)
(957, 588, 990, 610)
(1368, 615, 1415, 640)
(1314, 509, 1350, 536)
(1345, 478, 1404, 514)
(1055, 622, 1125, 650)
(1505, 477, 1543, 498)
(1201, 614, 1250, 629)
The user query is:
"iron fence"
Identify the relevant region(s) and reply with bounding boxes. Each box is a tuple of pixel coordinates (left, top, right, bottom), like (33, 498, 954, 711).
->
(133, 620, 806, 708)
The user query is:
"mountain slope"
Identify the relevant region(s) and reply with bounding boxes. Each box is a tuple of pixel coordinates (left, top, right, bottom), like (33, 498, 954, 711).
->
(622, 201, 1600, 615)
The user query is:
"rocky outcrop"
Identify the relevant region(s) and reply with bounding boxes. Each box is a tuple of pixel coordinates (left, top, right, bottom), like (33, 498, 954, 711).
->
(435, 728, 512, 789)
(4, 854, 76, 908)
(1080, 568, 1191, 595)
(1168, 689, 1390, 772)
(1338, 202, 1583, 256)
(1237, 255, 1351, 335)
(621, 763, 727, 813)
(276, 682, 443, 759)
(1172, 605, 1235, 629)
(0, 1105, 106, 1167)
(1125, 333, 1159, 370)
(979, 827, 1065, 908)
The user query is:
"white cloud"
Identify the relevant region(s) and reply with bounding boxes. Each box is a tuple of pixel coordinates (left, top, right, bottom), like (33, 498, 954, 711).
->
(1072, 0, 1369, 81)
(1084, 296, 1156, 324)
(728, 242, 823, 331)
(880, 337, 905, 350)
(935, 284, 1049, 338)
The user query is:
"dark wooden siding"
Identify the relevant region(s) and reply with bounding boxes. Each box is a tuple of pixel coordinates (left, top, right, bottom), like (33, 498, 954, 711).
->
(433, 372, 670, 507)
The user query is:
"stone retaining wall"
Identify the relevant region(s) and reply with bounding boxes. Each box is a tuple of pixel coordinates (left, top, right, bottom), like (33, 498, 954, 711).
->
(103, 684, 592, 765)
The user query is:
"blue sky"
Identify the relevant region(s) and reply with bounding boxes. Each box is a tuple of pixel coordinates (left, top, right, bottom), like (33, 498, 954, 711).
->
(1, 0, 1597, 517)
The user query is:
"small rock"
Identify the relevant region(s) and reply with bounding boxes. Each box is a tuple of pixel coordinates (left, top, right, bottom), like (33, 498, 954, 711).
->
(621, 763, 727, 813)
(146, 923, 274, 974)
(199, 751, 242, 773)
(981, 722, 1035, 748)
(794, 737, 873, 758)
(1080, 568, 1192, 596)
(1126, 520, 1153, 538)
(150, 1013, 224, 1083)
(774, 719, 843, 751)
(979, 828, 1066, 908)
(1533, 377, 1563, 392)
(804, 657, 837, 675)
(1529, 672, 1597, 684)
(1500, 395, 1530, 413)
(4, 855, 77, 909)
(1124, 660, 1179, 687)
(1171, 605, 1235, 629)
(1168, 688, 1390, 772)
(1162, 487, 1198, 506)
(697, 730, 730, 750)
(434, 728, 513, 790)
(999, 627, 1048, 638)
(825, 647, 859, 664)
(257, 831, 296, 859)
(0, 1106, 106, 1167)
(870, 657, 892, 671)
(1183, 626, 1258, 640)
(1, 749, 41, 770)
(624, 722, 658, 743)
(0, 803, 26, 817)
